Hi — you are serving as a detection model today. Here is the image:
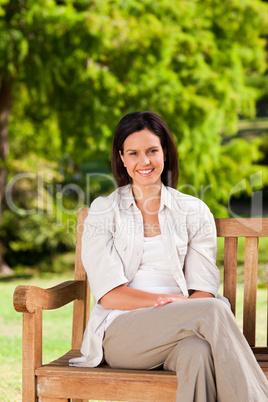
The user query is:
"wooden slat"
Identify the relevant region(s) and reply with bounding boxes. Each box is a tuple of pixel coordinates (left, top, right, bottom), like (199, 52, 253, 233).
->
(223, 237, 238, 315)
(72, 208, 90, 349)
(36, 364, 177, 381)
(74, 208, 89, 277)
(252, 346, 268, 355)
(243, 237, 259, 346)
(215, 218, 268, 237)
(37, 374, 177, 401)
(38, 399, 68, 402)
(23, 310, 42, 402)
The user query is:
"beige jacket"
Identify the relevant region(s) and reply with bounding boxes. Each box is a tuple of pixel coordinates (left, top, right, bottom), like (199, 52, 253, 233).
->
(69, 184, 220, 367)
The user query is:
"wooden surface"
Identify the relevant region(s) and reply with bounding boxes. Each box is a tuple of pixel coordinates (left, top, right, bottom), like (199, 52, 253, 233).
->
(14, 216, 268, 401)
(243, 237, 259, 346)
(13, 280, 85, 313)
(23, 310, 42, 402)
(38, 398, 68, 402)
(72, 208, 90, 350)
(35, 348, 268, 401)
(215, 217, 268, 237)
(41, 208, 90, 402)
(36, 351, 177, 401)
(223, 237, 237, 315)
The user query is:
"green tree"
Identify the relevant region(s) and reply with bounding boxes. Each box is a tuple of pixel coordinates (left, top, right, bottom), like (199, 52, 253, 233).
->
(0, 0, 95, 271)
(1, 0, 268, 272)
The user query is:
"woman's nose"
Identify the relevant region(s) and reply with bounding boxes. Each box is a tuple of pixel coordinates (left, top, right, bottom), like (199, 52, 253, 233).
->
(140, 154, 150, 165)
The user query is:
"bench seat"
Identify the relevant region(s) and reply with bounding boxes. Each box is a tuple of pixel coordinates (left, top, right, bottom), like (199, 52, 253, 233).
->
(35, 349, 268, 400)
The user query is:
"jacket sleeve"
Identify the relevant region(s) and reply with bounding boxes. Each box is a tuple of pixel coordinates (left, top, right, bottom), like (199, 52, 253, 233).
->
(184, 202, 220, 297)
(81, 197, 128, 304)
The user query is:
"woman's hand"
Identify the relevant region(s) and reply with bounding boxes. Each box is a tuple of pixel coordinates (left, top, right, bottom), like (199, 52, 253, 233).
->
(100, 286, 189, 310)
(154, 295, 187, 307)
(100, 286, 215, 310)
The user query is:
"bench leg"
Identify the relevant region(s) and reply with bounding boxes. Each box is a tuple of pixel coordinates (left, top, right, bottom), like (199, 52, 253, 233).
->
(22, 310, 42, 402)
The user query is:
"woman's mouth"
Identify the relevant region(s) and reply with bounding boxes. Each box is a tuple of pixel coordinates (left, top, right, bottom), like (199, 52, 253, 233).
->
(137, 169, 154, 176)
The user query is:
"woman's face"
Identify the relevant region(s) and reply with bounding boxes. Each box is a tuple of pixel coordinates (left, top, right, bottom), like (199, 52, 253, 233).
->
(119, 129, 165, 189)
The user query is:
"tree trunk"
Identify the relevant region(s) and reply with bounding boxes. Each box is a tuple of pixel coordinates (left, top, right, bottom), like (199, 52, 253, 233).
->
(0, 78, 13, 274)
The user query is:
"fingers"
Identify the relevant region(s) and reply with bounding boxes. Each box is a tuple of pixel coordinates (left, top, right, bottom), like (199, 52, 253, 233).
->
(154, 297, 171, 307)
(154, 296, 186, 308)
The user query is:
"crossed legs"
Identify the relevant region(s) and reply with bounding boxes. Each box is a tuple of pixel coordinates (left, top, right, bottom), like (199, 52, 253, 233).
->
(103, 298, 268, 402)
(164, 336, 216, 402)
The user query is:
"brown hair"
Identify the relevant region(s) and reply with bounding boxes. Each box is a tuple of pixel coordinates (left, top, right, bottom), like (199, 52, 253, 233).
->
(111, 111, 179, 188)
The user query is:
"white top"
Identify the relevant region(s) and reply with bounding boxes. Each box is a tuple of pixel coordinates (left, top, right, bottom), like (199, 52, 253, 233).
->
(129, 235, 183, 294)
(104, 234, 183, 330)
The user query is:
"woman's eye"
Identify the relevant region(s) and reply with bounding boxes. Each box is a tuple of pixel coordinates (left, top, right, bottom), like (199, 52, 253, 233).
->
(130, 152, 137, 156)
(149, 149, 158, 153)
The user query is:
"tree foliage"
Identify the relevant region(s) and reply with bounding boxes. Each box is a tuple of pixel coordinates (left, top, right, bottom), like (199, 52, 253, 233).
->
(0, 0, 268, 269)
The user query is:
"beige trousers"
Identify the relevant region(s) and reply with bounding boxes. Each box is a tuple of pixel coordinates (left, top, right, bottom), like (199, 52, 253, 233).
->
(103, 298, 268, 402)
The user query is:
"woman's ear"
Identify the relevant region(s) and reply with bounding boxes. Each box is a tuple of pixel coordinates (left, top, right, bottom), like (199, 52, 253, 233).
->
(119, 150, 126, 167)
(163, 147, 167, 162)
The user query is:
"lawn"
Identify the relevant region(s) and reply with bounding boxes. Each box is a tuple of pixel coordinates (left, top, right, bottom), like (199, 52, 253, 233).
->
(0, 274, 74, 402)
(0, 242, 267, 402)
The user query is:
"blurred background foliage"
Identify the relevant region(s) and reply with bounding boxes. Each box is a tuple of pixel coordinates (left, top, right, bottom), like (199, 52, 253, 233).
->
(0, 0, 268, 273)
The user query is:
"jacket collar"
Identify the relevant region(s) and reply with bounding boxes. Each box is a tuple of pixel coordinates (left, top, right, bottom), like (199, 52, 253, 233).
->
(118, 183, 175, 211)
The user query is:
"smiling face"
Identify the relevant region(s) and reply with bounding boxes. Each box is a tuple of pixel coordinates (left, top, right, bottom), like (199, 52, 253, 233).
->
(119, 129, 165, 189)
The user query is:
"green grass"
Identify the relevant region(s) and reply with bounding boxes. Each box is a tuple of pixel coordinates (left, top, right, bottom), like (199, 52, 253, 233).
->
(0, 274, 74, 402)
(0, 260, 267, 401)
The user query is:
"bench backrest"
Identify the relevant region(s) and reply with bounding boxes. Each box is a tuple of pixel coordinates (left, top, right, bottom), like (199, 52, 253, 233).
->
(72, 210, 268, 350)
(215, 217, 268, 348)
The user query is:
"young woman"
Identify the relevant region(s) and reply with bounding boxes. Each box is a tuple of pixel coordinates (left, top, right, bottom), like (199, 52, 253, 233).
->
(70, 111, 268, 401)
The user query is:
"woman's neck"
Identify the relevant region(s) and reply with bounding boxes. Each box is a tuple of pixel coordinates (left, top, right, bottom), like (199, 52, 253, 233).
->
(132, 183, 161, 212)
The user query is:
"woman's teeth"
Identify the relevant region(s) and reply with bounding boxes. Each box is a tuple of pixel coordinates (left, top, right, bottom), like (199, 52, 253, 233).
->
(137, 169, 153, 174)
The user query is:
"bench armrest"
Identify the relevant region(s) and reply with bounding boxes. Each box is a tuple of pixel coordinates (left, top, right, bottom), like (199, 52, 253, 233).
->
(13, 280, 86, 313)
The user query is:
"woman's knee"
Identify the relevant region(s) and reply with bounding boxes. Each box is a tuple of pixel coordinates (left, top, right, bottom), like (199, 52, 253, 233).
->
(200, 297, 232, 319)
(181, 336, 211, 361)
(164, 336, 212, 372)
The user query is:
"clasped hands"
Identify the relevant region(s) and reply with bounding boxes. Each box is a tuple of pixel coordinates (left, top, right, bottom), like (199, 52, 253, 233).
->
(154, 295, 187, 307)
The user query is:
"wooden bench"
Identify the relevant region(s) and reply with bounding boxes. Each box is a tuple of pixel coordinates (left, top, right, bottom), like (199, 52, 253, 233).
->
(13, 210, 268, 401)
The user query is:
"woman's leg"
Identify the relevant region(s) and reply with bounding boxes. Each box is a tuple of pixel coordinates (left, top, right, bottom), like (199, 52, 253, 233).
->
(103, 298, 268, 402)
(164, 336, 216, 402)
